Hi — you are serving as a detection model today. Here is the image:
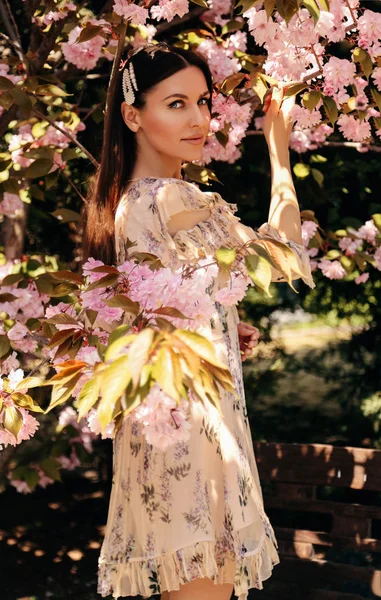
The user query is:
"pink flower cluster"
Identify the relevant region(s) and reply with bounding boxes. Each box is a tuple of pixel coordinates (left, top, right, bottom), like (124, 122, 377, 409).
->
(131, 383, 192, 451)
(61, 23, 106, 70)
(302, 217, 381, 283)
(202, 94, 252, 164)
(0, 369, 40, 450)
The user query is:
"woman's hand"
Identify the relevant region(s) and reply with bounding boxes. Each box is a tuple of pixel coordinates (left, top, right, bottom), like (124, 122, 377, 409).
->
(262, 85, 296, 155)
(237, 321, 260, 361)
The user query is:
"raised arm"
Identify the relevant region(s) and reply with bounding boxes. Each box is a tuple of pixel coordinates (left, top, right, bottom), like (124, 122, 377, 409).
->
(263, 88, 303, 246)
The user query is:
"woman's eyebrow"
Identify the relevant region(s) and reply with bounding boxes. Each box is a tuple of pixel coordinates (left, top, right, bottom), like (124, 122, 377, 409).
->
(163, 91, 211, 101)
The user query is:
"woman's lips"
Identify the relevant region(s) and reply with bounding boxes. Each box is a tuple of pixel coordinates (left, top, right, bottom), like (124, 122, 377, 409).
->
(181, 136, 204, 145)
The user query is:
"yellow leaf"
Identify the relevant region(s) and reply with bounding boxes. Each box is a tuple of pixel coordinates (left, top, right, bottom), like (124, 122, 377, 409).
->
(173, 330, 228, 368)
(3, 404, 23, 441)
(77, 376, 101, 420)
(127, 328, 156, 390)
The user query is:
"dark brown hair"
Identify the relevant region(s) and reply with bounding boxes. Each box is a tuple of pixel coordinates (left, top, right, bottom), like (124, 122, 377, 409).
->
(81, 42, 213, 265)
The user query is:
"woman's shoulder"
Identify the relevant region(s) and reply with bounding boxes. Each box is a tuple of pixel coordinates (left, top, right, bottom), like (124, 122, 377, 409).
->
(117, 176, 212, 216)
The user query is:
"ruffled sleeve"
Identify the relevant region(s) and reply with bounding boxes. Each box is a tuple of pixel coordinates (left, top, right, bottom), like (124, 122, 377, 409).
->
(228, 215, 316, 290)
(115, 179, 203, 271)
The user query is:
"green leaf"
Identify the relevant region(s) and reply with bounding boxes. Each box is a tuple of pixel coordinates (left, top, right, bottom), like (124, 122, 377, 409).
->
(0, 335, 11, 358)
(276, 0, 299, 23)
(215, 247, 237, 268)
(190, 0, 209, 5)
(371, 88, 381, 112)
(221, 20, 245, 36)
(39, 457, 61, 482)
(50, 208, 81, 223)
(103, 294, 140, 314)
(283, 83, 309, 98)
(293, 163, 311, 178)
(0, 92, 14, 110)
(264, 0, 276, 18)
(10, 88, 33, 118)
(76, 24, 104, 44)
(302, 90, 322, 111)
(311, 167, 324, 187)
(352, 47, 373, 79)
(302, 0, 320, 24)
(35, 84, 72, 97)
(25, 158, 53, 179)
(325, 249, 341, 259)
(0, 76, 15, 91)
(371, 213, 381, 232)
(323, 95, 338, 126)
(220, 73, 247, 95)
(244, 254, 272, 297)
(46, 313, 78, 326)
(250, 74, 268, 103)
(152, 306, 191, 320)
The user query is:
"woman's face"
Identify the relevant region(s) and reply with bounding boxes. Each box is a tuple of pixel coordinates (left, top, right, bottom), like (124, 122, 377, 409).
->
(123, 66, 211, 162)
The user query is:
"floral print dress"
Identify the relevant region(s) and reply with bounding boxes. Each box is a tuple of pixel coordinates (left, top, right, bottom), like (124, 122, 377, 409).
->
(97, 177, 315, 600)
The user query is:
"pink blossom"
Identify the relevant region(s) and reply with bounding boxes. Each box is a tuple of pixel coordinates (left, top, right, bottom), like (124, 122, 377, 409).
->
(113, 0, 149, 25)
(1, 351, 20, 375)
(0, 402, 39, 449)
(61, 25, 104, 70)
(372, 67, 381, 92)
(301, 221, 318, 247)
(197, 39, 241, 85)
(87, 408, 115, 439)
(56, 447, 81, 470)
(357, 9, 381, 59)
(338, 237, 362, 255)
(202, 0, 232, 27)
(322, 57, 356, 95)
(355, 272, 369, 284)
(318, 259, 346, 280)
(337, 114, 371, 142)
(291, 105, 322, 130)
(357, 219, 379, 244)
(44, 301, 78, 332)
(151, 0, 189, 22)
(9, 479, 32, 494)
(131, 383, 191, 451)
(215, 272, 249, 306)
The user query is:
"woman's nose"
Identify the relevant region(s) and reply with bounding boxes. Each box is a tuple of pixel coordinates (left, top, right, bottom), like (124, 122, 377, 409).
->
(189, 104, 206, 127)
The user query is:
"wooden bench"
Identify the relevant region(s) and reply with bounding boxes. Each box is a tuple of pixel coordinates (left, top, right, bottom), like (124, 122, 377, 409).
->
(250, 442, 381, 600)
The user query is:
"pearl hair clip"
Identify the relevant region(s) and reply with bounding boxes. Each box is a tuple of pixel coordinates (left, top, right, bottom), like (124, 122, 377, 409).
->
(121, 59, 138, 105)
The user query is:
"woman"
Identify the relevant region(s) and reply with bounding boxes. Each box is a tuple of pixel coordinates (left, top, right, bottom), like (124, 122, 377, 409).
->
(83, 42, 315, 600)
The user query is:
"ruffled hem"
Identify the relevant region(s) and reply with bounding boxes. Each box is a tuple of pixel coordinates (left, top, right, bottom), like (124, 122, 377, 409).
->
(97, 531, 280, 599)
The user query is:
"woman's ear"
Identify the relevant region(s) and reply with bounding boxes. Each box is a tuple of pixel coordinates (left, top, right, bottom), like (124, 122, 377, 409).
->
(121, 102, 141, 133)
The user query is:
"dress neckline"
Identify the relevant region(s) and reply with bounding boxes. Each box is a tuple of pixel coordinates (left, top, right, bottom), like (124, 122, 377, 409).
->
(123, 176, 202, 199)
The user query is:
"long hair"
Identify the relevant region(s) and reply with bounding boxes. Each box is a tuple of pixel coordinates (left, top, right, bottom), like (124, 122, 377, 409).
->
(81, 42, 214, 266)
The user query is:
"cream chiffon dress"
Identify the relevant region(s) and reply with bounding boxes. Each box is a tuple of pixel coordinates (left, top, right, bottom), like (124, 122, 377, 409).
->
(97, 177, 315, 599)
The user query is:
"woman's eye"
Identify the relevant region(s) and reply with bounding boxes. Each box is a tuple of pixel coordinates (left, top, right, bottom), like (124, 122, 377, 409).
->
(199, 98, 209, 105)
(169, 100, 183, 109)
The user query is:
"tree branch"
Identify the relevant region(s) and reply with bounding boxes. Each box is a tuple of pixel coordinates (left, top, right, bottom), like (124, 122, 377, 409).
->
(32, 108, 99, 167)
(245, 129, 381, 153)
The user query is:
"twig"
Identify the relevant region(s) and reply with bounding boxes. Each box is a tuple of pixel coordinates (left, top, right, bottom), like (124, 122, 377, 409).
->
(57, 163, 88, 204)
(32, 108, 99, 167)
(245, 129, 381, 153)
(0, 0, 27, 66)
